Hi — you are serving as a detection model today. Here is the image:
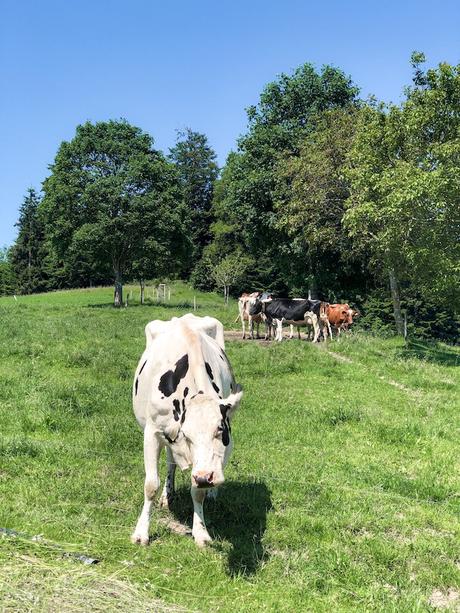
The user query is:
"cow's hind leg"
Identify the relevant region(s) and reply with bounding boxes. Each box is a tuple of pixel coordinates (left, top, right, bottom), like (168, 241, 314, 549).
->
(249, 316, 254, 339)
(131, 424, 161, 545)
(191, 486, 212, 547)
(159, 446, 176, 509)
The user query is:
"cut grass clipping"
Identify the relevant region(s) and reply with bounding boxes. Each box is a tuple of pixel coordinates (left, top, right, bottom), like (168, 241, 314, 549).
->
(0, 282, 459, 612)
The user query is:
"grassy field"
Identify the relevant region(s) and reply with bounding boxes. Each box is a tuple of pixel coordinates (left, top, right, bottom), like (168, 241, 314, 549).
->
(0, 283, 459, 612)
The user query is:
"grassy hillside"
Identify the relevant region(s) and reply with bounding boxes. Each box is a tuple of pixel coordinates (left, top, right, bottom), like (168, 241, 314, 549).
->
(0, 284, 459, 612)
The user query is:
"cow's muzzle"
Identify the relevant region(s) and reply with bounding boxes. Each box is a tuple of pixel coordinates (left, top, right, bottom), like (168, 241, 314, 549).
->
(192, 471, 214, 488)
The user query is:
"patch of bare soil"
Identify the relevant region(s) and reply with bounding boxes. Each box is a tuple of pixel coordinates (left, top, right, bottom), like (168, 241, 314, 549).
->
(428, 588, 460, 610)
(224, 330, 306, 345)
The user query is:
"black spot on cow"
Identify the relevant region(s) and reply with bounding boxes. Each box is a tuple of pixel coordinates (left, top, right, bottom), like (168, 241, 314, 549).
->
(219, 404, 231, 446)
(205, 362, 214, 380)
(219, 403, 231, 418)
(158, 354, 189, 397)
(220, 353, 225, 361)
(134, 378, 139, 395)
(139, 359, 147, 375)
(164, 433, 175, 444)
(183, 386, 189, 398)
(181, 409, 186, 424)
(172, 398, 181, 421)
(212, 381, 220, 394)
(221, 423, 230, 446)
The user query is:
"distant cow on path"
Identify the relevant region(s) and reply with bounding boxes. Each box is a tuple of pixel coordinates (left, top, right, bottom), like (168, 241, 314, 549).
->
(131, 313, 243, 547)
(236, 292, 262, 339)
(249, 297, 322, 342)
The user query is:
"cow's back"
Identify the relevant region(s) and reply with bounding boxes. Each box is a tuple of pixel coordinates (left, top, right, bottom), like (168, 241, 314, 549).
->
(133, 315, 232, 430)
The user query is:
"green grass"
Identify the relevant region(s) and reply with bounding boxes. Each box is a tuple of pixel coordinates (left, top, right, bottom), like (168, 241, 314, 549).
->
(0, 283, 459, 612)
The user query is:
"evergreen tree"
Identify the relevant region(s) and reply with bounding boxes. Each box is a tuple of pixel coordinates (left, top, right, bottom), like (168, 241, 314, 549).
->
(169, 128, 219, 270)
(10, 188, 47, 294)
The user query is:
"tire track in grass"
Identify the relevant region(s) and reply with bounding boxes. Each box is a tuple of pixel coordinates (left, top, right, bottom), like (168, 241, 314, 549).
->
(315, 345, 420, 397)
(225, 330, 419, 396)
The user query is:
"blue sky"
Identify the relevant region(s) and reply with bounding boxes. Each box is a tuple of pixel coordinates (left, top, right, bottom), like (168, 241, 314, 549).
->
(1, 0, 459, 246)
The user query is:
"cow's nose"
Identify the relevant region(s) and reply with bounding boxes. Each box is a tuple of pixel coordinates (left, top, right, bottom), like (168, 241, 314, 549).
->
(193, 471, 214, 488)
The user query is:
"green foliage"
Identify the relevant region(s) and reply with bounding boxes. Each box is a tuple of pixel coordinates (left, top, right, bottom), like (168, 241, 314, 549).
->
(9, 189, 49, 294)
(169, 128, 219, 268)
(356, 291, 459, 342)
(209, 63, 360, 293)
(41, 120, 187, 305)
(0, 247, 15, 295)
(345, 60, 460, 309)
(210, 253, 253, 300)
(274, 106, 366, 296)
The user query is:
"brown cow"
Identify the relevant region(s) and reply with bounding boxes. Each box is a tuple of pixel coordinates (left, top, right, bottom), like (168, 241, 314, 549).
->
(324, 303, 356, 338)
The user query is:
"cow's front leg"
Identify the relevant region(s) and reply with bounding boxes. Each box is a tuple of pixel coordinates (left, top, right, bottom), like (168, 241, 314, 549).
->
(249, 316, 254, 339)
(131, 424, 161, 545)
(312, 316, 320, 342)
(159, 446, 176, 509)
(241, 316, 246, 339)
(289, 325, 294, 339)
(191, 486, 212, 547)
(276, 319, 283, 342)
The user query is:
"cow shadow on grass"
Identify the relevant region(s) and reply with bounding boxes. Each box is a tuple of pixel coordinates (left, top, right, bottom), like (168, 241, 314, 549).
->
(168, 480, 272, 577)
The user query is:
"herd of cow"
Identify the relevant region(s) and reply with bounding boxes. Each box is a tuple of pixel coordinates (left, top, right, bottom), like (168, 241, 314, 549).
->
(129, 294, 359, 548)
(237, 291, 359, 342)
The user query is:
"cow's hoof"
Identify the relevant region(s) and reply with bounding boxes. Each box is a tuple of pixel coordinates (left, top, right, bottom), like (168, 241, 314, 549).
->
(158, 494, 172, 509)
(131, 532, 150, 546)
(194, 534, 212, 548)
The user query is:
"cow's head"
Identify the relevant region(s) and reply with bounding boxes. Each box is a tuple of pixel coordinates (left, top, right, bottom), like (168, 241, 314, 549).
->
(248, 295, 263, 316)
(168, 387, 243, 489)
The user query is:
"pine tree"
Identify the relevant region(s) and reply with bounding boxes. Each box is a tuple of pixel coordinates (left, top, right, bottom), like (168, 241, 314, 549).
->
(11, 188, 47, 294)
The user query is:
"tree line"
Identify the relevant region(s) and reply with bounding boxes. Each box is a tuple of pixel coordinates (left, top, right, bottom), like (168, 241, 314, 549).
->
(1, 53, 458, 340)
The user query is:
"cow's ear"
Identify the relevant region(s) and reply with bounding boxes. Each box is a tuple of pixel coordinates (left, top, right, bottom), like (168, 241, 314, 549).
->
(222, 387, 243, 420)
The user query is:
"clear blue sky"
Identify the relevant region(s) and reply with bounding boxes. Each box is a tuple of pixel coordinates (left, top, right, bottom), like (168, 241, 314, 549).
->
(1, 0, 459, 246)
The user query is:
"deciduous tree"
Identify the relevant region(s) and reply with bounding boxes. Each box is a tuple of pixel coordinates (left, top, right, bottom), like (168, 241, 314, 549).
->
(41, 120, 187, 306)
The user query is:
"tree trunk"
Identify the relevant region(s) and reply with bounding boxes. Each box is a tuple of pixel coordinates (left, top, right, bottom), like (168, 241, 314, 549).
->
(114, 269, 123, 308)
(140, 279, 145, 305)
(389, 268, 404, 336)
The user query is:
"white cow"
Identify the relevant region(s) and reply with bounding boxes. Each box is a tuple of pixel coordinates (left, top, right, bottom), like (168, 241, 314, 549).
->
(236, 292, 264, 339)
(131, 314, 243, 547)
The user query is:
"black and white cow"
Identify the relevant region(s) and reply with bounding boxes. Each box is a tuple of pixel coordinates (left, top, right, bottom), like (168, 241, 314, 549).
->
(249, 298, 322, 342)
(131, 313, 243, 547)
